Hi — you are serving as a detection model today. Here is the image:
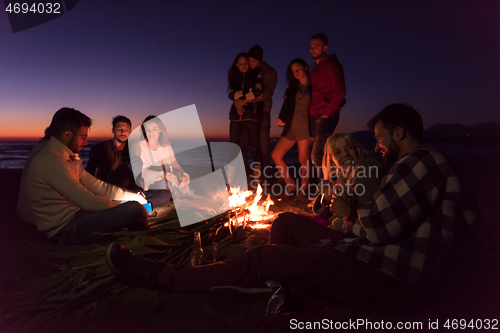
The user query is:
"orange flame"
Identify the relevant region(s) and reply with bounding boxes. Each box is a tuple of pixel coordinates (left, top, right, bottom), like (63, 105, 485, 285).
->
(227, 184, 275, 228)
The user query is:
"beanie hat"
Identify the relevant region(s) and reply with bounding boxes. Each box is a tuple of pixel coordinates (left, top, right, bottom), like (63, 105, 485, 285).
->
(248, 45, 263, 62)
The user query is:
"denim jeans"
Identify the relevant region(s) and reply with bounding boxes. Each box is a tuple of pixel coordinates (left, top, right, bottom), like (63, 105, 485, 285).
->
(310, 116, 339, 172)
(157, 213, 377, 302)
(259, 112, 271, 169)
(53, 201, 148, 245)
(145, 189, 172, 209)
(230, 120, 262, 169)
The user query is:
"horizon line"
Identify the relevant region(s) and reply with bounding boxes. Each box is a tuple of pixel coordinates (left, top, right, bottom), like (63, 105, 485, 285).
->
(0, 136, 235, 142)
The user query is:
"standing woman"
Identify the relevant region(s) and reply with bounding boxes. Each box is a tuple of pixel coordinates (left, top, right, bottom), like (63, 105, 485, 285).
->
(271, 58, 312, 196)
(228, 52, 263, 180)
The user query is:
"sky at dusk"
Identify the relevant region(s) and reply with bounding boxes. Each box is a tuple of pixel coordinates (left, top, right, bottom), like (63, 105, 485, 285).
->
(0, 0, 499, 141)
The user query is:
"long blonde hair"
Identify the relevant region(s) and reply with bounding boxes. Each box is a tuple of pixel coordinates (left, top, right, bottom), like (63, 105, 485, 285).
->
(322, 133, 370, 179)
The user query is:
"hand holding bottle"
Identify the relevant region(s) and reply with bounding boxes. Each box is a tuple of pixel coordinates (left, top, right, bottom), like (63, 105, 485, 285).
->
(166, 172, 179, 187)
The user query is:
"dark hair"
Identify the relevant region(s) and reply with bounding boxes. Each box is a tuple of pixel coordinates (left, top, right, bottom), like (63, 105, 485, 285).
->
(41, 107, 92, 141)
(286, 58, 310, 86)
(367, 103, 424, 141)
(248, 44, 263, 62)
(227, 52, 248, 92)
(112, 115, 131, 129)
(311, 33, 328, 45)
(141, 115, 170, 146)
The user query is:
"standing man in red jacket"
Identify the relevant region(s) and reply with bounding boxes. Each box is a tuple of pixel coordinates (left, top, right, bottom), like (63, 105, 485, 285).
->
(309, 33, 347, 180)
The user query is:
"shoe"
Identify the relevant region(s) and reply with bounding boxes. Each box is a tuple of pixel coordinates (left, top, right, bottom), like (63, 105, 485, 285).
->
(209, 285, 273, 307)
(105, 242, 165, 289)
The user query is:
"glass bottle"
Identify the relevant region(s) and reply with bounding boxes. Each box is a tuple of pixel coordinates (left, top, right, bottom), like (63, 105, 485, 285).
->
(190, 231, 203, 266)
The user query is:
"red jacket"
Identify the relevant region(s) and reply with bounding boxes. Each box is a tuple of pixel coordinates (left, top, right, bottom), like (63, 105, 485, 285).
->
(309, 54, 346, 118)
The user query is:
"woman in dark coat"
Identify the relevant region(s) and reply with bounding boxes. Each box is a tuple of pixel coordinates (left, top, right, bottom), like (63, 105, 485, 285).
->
(227, 52, 263, 179)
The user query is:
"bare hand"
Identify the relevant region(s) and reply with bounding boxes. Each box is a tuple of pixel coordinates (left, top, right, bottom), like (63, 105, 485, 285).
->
(234, 99, 247, 115)
(166, 172, 179, 186)
(135, 192, 148, 204)
(234, 99, 248, 107)
(330, 196, 351, 218)
(275, 119, 285, 127)
(245, 89, 255, 100)
(179, 173, 190, 187)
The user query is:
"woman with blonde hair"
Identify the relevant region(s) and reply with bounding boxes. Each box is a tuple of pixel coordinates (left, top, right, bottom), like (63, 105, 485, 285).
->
(312, 133, 382, 231)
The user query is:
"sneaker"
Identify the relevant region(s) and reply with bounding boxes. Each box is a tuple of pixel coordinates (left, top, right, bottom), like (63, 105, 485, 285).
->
(208, 285, 273, 307)
(105, 242, 165, 289)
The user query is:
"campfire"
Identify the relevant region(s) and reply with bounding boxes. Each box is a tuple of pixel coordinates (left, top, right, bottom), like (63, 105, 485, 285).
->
(225, 184, 276, 229)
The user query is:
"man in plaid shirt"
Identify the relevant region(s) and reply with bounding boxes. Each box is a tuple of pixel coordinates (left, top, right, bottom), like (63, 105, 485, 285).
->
(328, 104, 477, 286)
(105, 104, 477, 303)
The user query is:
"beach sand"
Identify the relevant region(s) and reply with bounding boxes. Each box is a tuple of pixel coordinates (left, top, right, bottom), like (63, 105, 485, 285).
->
(0, 169, 314, 333)
(1, 150, 500, 332)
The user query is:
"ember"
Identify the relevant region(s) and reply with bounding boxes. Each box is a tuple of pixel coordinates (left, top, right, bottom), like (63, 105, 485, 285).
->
(225, 184, 276, 229)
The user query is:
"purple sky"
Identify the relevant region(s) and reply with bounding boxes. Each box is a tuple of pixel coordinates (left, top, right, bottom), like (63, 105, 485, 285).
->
(0, 0, 499, 140)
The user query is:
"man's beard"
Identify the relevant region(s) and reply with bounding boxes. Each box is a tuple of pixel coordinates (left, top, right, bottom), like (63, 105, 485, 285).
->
(68, 137, 80, 154)
(311, 50, 326, 60)
(382, 139, 400, 164)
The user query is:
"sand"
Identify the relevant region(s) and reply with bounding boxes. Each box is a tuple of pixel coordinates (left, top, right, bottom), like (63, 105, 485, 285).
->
(1, 151, 500, 333)
(0, 169, 314, 333)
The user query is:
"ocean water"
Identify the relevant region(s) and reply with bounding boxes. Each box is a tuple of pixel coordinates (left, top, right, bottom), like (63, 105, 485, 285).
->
(3, 139, 495, 170)
(0, 140, 94, 169)
(0, 139, 300, 170)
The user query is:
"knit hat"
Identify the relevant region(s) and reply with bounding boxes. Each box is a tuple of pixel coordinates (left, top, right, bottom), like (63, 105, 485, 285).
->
(248, 45, 263, 62)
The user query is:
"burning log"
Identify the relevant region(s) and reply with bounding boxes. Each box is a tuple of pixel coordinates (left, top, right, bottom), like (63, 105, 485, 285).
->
(225, 184, 277, 230)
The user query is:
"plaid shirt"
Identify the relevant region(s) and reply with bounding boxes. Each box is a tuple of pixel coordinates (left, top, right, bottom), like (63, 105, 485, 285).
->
(330, 145, 477, 285)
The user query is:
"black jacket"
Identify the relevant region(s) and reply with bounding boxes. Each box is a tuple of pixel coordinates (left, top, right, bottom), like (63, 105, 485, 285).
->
(228, 70, 263, 121)
(278, 84, 312, 137)
(86, 140, 137, 189)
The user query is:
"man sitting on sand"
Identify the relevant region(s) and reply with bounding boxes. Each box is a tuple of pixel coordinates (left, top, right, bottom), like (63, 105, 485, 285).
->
(86, 115, 136, 190)
(17, 108, 149, 245)
(104, 104, 477, 305)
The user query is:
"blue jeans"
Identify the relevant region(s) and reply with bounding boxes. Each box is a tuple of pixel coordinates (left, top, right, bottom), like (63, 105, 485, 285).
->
(53, 201, 148, 245)
(259, 112, 271, 169)
(145, 189, 172, 209)
(310, 116, 339, 172)
(230, 120, 262, 169)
